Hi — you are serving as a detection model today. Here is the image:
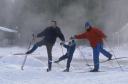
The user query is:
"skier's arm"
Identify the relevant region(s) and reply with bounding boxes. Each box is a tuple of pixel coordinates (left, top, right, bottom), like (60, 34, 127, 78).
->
(60, 42, 69, 48)
(71, 40, 76, 46)
(63, 44, 70, 49)
(57, 28, 65, 41)
(75, 32, 87, 39)
(37, 28, 48, 38)
(95, 28, 106, 38)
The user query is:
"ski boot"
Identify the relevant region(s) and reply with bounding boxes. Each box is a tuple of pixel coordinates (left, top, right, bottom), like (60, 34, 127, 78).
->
(54, 60, 60, 63)
(25, 51, 30, 54)
(108, 54, 113, 61)
(90, 69, 99, 72)
(63, 69, 69, 72)
(47, 68, 51, 72)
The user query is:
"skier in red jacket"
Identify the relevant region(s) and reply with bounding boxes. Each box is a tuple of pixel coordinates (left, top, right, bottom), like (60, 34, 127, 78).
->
(72, 22, 112, 72)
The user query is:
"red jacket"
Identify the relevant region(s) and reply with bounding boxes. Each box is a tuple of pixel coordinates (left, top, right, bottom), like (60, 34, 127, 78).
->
(75, 27, 106, 48)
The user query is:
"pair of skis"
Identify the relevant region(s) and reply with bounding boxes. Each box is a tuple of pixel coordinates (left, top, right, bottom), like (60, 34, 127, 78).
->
(72, 57, 128, 73)
(14, 51, 127, 70)
(86, 57, 128, 67)
(101, 57, 127, 63)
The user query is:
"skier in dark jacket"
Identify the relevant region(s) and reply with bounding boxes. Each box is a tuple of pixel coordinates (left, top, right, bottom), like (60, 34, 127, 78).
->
(26, 20, 65, 72)
(54, 40, 76, 72)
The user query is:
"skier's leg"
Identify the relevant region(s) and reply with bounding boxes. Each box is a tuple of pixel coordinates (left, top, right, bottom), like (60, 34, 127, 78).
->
(26, 40, 45, 54)
(92, 45, 100, 72)
(26, 44, 38, 54)
(55, 54, 68, 63)
(99, 43, 112, 59)
(64, 55, 73, 72)
(46, 44, 53, 72)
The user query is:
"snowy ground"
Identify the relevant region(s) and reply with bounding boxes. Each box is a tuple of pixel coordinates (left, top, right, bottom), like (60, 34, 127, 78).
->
(0, 44, 128, 84)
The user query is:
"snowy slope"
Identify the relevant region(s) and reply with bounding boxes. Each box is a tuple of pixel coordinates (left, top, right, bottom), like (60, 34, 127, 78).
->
(0, 26, 18, 33)
(0, 44, 128, 84)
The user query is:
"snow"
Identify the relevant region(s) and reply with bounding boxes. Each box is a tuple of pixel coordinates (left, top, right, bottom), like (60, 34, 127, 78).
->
(0, 26, 18, 33)
(0, 44, 128, 84)
(0, 56, 43, 67)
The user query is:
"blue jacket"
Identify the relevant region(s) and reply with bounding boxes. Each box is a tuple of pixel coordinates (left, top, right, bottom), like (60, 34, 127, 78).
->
(63, 41, 76, 56)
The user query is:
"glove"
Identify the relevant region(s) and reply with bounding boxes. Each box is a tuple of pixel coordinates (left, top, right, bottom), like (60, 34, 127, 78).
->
(70, 36, 75, 40)
(60, 43, 63, 45)
(60, 41, 65, 45)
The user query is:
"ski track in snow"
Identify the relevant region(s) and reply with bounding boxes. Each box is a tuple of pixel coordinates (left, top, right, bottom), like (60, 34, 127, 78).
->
(0, 45, 128, 84)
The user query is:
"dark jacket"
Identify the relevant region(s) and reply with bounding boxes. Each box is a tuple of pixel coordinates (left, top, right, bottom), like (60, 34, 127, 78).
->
(63, 40, 76, 56)
(37, 26, 65, 45)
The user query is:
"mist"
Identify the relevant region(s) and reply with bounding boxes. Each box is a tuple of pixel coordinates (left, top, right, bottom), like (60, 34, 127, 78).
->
(0, 0, 127, 47)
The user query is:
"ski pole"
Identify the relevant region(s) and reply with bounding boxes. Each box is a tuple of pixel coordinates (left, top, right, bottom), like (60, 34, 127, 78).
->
(104, 40, 124, 71)
(61, 45, 64, 55)
(21, 34, 35, 70)
(60, 41, 65, 56)
(78, 46, 92, 70)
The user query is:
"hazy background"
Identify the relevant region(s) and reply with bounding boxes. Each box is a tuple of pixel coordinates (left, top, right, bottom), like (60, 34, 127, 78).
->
(0, 0, 128, 47)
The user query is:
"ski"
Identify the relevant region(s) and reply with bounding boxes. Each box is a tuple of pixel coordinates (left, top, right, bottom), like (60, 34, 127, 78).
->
(87, 57, 128, 66)
(13, 53, 26, 55)
(100, 57, 128, 63)
(13, 53, 39, 56)
(74, 71, 105, 73)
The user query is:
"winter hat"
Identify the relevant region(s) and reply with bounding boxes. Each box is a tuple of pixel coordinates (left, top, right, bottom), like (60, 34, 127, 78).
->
(85, 21, 91, 28)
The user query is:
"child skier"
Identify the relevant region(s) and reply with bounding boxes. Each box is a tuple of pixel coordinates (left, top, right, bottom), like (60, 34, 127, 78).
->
(54, 40, 76, 72)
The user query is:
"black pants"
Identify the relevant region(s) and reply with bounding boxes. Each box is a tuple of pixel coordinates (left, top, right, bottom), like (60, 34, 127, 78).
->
(27, 40, 53, 70)
(58, 53, 73, 70)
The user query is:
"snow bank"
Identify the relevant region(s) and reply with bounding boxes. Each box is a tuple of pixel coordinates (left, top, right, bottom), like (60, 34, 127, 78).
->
(0, 55, 43, 67)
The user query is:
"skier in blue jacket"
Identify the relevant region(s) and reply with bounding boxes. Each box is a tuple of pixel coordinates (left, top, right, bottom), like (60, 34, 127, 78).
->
(55, 40, 76, 72)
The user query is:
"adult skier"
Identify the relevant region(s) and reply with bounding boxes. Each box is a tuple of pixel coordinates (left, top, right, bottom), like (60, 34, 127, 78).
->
(71, 22, 112, 72)
(54, 40, 76, 72)
(26, 20, 65, 72)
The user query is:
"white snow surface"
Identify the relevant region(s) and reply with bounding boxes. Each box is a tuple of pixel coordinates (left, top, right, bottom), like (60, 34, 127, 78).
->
(0, 26, 18, 33)
(0, 44, 128, 84)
